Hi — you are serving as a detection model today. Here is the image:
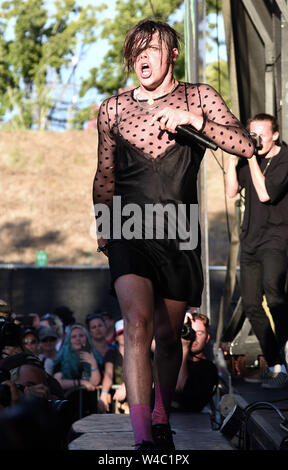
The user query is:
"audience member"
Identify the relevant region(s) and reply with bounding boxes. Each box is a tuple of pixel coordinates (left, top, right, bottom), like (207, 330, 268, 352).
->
(53, 305, 76, 334)
(0, 396, 65, 449)
(86, 313, 116, 376)
(0, 304, 76, 448)
(12, 312, 41, 331)
(21, 328, 39, 356)
(172, 311, 218, 412)
(98, 319, 127, 413)
(0, 352, 73, 448)
(53, 323, 101, 392)
(101, 311, 116, 344)
(39, 313, 64, 351)
(38, 327, 58, 375)
(0, 305, 24, 363)
(0, 352, 64, 403)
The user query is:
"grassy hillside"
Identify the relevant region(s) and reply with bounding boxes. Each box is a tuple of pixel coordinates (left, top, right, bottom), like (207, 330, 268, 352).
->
(0, 130, 236, 266)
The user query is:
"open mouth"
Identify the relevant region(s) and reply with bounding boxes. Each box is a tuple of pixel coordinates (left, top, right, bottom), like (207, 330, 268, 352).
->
(140, 63, 151, 78)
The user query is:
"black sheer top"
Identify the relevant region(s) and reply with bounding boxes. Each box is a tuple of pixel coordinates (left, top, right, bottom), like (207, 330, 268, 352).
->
(94, 81, 254, 209)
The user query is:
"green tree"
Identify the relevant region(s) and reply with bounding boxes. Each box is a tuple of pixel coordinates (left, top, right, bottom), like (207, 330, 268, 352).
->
(0, 0, 229, 130)
(0, 0, 104, 129)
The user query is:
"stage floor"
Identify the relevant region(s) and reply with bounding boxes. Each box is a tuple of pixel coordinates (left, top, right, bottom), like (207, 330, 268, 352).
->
(68, 410, 233, 451)
(68, 377, 288, 452)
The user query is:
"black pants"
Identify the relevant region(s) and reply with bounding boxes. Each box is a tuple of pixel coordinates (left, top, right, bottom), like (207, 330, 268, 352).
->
(240, 248, 288, 367)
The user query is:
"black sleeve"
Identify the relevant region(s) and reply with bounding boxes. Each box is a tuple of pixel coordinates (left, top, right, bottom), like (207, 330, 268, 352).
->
(265, 150, 288, 203)
(103, 348, 116, 364)
(196, 83, 255, 158)
(236, 157, 249, 189)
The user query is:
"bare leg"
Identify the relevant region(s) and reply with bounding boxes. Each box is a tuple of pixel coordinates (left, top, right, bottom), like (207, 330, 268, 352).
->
(114, 273, 155, 447)
(152, 297, 188, 424)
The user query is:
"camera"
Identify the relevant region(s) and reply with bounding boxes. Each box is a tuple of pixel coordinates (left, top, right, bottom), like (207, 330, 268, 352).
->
(181, 318, 196, 342)
(0, 317, 22, 352)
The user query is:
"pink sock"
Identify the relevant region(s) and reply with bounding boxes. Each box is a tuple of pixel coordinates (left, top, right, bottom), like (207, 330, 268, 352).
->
(152, 382, 174, 425)
(130, 404, 152, 448)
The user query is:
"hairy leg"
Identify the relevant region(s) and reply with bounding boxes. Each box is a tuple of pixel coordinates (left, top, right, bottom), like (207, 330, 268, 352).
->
(114, 273, 155, 405)
(114, 273, 155, 446)
(152, 297, 188, 424)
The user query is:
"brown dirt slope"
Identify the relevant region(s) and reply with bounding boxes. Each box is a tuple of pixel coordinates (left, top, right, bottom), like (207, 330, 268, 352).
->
(0, 130, 236, 266)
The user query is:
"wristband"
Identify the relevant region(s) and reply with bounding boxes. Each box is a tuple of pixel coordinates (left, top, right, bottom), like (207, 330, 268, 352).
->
(91, 367, 98, 372)
(101, 389, 109, 394)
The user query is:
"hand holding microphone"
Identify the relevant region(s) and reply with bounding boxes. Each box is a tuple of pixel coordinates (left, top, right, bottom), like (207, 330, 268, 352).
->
(150, 108, 218, 151)
(176, 125, 218, 150)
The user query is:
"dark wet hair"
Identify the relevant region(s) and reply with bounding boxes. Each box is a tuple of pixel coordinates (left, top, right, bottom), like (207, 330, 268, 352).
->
(123, 18, 180, 72)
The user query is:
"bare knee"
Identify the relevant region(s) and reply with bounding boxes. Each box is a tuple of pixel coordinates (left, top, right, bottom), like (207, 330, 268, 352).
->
(125, 313, 153, 349)
(115, 274, 155, 349)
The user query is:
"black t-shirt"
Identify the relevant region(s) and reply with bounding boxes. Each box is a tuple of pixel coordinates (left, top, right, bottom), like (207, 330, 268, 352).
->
(237, 145, 288, 254)
(104, 348, 123, 385)
(173, 358, 218, 412)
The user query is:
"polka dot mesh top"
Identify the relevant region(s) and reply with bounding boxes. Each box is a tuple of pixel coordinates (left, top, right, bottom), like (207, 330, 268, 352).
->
(93, 81, 254, 207)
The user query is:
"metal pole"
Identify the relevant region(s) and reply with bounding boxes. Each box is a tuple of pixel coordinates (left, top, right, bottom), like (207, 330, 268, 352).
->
(184, 0, 210, 319)
(278, 1, 288, 143)
(184, 0, 199, 82)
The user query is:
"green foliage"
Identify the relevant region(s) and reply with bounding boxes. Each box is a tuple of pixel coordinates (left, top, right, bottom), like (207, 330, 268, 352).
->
(72, 104, 95, 130)
(206, 0, 222, 15)
(0, 0, 103, 129)
(0, 0, 229, 129)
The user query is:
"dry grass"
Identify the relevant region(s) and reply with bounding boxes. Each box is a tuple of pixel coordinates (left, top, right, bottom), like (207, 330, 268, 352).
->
(0, 130, 236, 266)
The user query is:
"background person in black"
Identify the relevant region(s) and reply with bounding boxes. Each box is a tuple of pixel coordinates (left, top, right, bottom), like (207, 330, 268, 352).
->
(98, 319, 127, 413)
(93, 18, 254, 450)
(173, 311, 218, 412)
(226, 113, 288, 389)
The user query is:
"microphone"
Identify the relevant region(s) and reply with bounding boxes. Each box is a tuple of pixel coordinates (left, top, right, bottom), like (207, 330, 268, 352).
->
(176, 125, 218, 151)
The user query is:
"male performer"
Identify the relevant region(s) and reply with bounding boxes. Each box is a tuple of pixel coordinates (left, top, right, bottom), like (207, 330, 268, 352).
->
(93, 18, 254, 450)
(226, 113, 288, 389)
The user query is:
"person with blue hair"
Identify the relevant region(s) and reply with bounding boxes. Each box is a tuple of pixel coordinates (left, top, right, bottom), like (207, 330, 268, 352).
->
(53, 323, 101, 391)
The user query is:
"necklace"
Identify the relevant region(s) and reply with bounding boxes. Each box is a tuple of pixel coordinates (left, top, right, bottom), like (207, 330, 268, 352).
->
(261, 145, 280, 175)
(134, 80, 178, 110)
(262, 157, 272, 176)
